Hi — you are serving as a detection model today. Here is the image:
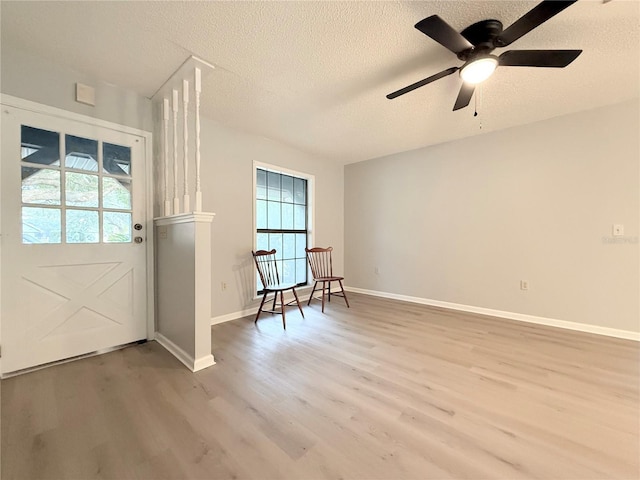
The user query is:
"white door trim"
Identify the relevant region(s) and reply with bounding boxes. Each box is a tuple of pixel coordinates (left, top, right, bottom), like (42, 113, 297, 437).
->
(0, 94, 155, 349)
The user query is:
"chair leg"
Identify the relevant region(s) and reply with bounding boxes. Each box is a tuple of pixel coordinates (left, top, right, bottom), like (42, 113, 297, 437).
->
(328, 281, 331, 302)
(280, 291, 286, 329)
(272, 291, 278, 311)
(292, 287, 304, 318)
(321, 281, 326, 313)
(307, 281, 317, 306)
(339, 280, 350, 308)
(255, 291, 268, 323)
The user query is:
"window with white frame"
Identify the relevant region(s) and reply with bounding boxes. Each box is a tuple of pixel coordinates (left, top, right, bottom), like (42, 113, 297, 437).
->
(255, 167, 309, 293)
(20, 125, 133, 245)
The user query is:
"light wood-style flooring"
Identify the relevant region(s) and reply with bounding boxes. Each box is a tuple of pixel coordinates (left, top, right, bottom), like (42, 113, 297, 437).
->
(2, 293, 639, 479)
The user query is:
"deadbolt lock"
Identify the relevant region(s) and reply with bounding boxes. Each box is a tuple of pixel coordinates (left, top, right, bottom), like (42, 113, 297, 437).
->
(134, 223, 143, 230)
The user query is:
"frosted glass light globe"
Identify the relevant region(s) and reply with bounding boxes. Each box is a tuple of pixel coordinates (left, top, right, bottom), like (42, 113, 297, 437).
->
(460, 56, 499, 84)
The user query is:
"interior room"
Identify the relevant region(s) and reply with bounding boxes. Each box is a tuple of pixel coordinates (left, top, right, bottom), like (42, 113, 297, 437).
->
(1, 1, 638, 479)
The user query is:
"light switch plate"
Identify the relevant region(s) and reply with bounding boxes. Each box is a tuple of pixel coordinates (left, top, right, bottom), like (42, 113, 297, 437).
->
(613, 224, 624, 237)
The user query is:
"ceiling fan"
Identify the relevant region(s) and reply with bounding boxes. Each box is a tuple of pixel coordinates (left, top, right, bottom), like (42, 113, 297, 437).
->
(387, 0, 582, 111)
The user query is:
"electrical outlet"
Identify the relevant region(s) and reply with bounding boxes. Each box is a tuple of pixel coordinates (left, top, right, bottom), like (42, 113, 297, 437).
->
(520, 280, 529, 291)
(374, 267, 379, 275)
(221, 282, 227, 291)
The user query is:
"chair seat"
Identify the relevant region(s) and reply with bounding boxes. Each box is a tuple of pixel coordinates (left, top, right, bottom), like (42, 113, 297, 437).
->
(313, 276, 344, 282)
(264, 282, 298, 292)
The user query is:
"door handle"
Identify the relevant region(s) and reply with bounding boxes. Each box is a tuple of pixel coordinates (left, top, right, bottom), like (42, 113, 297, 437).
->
(134, 236, 144, 244)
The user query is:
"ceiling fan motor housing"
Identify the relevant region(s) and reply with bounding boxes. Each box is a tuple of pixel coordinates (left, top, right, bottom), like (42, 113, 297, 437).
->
(457, 19, 503, 61)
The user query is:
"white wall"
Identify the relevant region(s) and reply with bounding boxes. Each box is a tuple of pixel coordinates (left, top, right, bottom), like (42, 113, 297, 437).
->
(7, 42, 633, 335)
(192, 117, 345, 319)
(155, 221, 196, 356)
(345, 100, 639, 334)
(1, 44, 344, 323)
(1, 45, 152, 132)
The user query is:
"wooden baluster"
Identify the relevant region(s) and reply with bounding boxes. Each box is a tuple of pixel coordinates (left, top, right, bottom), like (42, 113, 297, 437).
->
(194, 68, 203, 212)
(172, 89, 180, 214)
(163, 98, 171, 216)
(182, 79, 190, 213)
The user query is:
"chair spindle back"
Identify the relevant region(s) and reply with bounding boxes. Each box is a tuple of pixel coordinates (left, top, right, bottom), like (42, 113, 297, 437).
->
(306, 247, 333, 279)
(253, 249, 280, 289)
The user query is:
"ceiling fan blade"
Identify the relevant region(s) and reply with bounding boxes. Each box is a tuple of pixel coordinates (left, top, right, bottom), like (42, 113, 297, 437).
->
(415, 15, 473, 54)
(453, 83, 475, 111)
(387, 67, 459, 100)
(499, 49, 582, 67)
(497, 1, 578, 47)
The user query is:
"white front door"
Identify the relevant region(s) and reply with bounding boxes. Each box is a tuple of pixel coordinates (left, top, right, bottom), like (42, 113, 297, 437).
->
(1, 103, 149, 374)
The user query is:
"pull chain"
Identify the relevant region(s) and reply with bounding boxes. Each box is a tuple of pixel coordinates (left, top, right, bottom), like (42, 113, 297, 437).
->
(474, 86, 478, 117)
(473, 84, 482, 130)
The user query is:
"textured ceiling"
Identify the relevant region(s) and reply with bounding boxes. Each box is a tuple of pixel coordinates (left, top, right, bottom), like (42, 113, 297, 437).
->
(1, 1, 639, 163)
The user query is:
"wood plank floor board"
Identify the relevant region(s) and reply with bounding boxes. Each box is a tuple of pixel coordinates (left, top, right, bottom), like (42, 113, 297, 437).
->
(2, 292, 638, 479)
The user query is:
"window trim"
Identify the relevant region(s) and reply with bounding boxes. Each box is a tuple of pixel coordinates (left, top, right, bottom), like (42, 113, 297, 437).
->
(253, 161, 315, 297)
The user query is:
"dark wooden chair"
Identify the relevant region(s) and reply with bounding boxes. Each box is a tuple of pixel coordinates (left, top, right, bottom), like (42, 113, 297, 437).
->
(305, 246, 350, 313)
(252, 249, 304, 329)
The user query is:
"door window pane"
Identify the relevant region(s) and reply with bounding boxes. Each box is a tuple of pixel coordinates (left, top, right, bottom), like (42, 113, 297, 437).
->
(65, 135, 98, 171)
(65, 153, 98, 172)
(66, 172, 99, 207)
(21, 126, 60, 166)
(103, 177, 131, 210)
(103, 143, 131, 176)
(22, 167, 60, 205)
(22, 207, 61, 244)
(103, 212, 132, 243)
(66, 209, 99, 243)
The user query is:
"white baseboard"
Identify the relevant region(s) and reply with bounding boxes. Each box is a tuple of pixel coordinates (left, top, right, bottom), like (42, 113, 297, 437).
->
(211, 307, 258, 325)
(155, 333, 216, 372)
(193, 354, 216, 371)
(211, 288, 311, 326)
(345, 286, 640, 342)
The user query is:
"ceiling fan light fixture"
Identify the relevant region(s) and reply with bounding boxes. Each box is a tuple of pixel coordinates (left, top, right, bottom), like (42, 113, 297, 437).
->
(460, 56, 499, 84)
